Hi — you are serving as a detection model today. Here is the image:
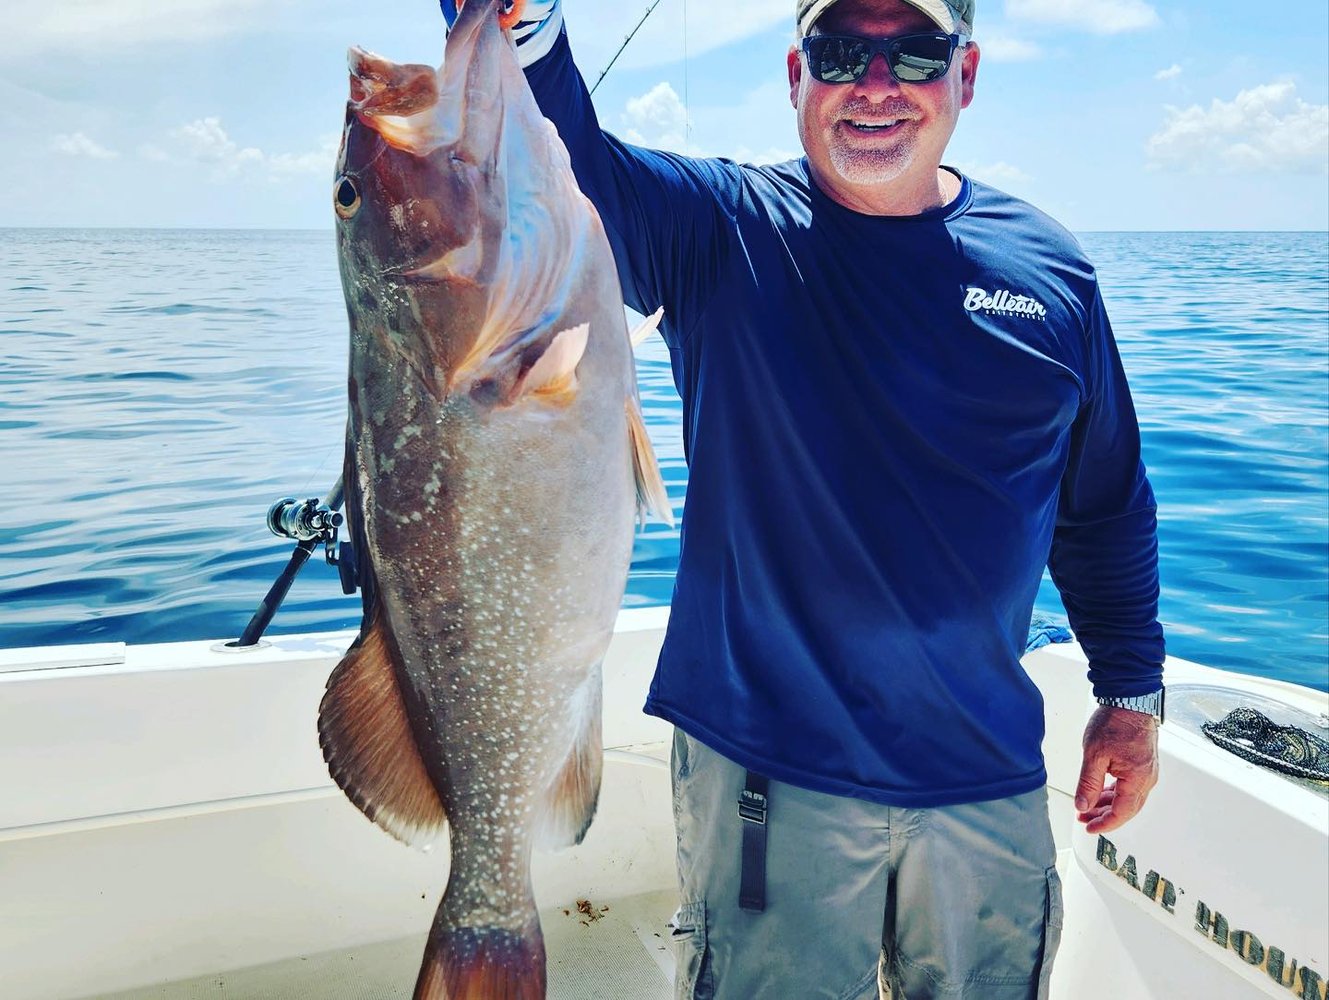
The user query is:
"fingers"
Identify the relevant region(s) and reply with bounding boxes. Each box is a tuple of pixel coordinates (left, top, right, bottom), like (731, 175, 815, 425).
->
(1074, 754, 1107, 814)
(1076, 781, 1114, 829)
(1074, 770, 1158, 834)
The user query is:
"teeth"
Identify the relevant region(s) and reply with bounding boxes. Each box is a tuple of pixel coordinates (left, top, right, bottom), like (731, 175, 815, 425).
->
(850, 119, 900, 129)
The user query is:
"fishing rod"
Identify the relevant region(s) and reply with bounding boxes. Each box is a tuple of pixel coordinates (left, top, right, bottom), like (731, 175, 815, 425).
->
(230, 476, 357, 648)
(589, 0, 669, 95)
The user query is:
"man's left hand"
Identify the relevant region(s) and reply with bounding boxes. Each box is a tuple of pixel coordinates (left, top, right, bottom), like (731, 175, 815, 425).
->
(1074, 705, 1159, 834)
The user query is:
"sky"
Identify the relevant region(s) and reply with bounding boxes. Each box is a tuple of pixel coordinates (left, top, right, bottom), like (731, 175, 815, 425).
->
(3, 0, 1327, 231)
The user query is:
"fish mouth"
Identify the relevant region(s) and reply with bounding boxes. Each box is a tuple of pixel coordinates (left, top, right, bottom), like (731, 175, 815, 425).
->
(345, 47, 443, 155)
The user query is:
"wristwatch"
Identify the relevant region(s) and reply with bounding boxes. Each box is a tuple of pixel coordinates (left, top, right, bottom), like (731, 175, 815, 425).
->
(1096, 688, 1165, 723)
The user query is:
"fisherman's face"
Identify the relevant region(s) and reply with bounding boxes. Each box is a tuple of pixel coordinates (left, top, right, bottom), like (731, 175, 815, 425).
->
(788, 0, 979, 214)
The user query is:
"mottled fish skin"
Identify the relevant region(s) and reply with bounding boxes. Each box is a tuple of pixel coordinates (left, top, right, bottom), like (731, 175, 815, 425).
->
(320, 1, 667, 996)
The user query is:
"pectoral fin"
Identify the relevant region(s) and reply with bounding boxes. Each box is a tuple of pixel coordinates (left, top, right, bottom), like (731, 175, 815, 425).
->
(513, 322, 589, 403)
(627, 397, 674, 526)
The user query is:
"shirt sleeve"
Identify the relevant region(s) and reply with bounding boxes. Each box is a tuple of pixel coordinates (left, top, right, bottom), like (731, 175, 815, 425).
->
(1048, 283, 1166, 698)
(523, 28, 737, 348)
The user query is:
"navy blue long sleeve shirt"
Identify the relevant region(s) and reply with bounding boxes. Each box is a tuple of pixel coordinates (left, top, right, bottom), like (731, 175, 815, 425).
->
(527, 31, 1164, 806)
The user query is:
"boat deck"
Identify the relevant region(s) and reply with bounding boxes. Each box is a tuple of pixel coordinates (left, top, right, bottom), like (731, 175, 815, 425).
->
(93, 890, 678, 1000)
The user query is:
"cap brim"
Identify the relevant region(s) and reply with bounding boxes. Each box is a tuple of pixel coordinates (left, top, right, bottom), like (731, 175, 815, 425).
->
(797, 0, 961, 37)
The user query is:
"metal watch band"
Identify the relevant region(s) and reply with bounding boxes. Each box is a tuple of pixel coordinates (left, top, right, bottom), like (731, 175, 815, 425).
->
(1096, 688, 1165, 723)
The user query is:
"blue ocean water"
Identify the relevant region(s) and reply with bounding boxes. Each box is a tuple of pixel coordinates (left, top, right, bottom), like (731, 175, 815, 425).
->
(1, 229, 1325, 690)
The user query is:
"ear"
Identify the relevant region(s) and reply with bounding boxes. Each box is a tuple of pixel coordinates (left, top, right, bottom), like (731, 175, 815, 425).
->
(787, 44, 802, 108)
(959, 41, 980, 109)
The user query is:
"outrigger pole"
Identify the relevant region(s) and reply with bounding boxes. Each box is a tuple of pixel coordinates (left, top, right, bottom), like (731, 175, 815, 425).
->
(230, 477, 356, 648)
(589, 0, 669, 95)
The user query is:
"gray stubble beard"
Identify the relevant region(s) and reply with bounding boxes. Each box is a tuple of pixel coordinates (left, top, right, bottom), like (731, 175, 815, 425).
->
(827, 138, 916, 187)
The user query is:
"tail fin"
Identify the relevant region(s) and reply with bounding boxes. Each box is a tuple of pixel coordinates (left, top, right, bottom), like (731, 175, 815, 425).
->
(414, 921, 546, 1000)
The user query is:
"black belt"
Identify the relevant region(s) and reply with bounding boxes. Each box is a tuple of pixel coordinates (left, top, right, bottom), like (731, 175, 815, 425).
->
(738, 770, 770, 912)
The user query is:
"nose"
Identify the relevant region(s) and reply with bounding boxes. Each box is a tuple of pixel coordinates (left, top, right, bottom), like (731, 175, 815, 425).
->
(852, 51, 901, 97)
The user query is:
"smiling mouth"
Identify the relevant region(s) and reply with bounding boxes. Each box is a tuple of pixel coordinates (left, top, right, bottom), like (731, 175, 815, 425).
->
(843, 118, 906, 134)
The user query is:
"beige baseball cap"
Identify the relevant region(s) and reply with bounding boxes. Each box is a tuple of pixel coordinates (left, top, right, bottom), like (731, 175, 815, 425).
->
(796, 0, 975, 37)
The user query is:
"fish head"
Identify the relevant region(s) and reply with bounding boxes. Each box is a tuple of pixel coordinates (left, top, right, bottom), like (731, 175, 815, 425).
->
(334, 0, 576, 393)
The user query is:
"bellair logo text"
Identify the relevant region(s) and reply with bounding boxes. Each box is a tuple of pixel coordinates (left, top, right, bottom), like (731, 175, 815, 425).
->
(964, 287, 1048, 320)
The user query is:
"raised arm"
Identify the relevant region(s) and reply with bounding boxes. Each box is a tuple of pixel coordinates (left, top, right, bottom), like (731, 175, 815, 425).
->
(442, 0, 739, 345)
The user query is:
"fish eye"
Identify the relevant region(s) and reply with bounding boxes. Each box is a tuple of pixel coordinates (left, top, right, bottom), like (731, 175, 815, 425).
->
(334, 176, 361, 219)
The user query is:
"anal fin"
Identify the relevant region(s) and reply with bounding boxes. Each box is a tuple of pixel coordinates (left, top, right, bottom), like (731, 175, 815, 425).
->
(535, 666, 603, 848)
(318, 614, 447, 846)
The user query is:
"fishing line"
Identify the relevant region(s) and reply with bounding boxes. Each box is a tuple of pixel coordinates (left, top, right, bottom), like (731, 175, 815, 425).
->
(589, 0, 669, 96)
(683, 0, 690, 147)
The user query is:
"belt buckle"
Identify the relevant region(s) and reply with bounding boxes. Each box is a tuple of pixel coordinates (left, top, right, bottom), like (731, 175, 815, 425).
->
(737, 788, 767, 825)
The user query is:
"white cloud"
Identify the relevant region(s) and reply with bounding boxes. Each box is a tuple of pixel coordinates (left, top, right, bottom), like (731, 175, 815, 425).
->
(1147, 82, 1329, 173)
(1154, 64, 1183, 81)
(622, 82, 692, 152)
(52, 132, 118, 159)
(618, 81, 798, 165)
(1006, 0, 1159, 34)
(162, 117, 338, 180)
(12, 0, 277, 52)
(732, 146, 801, 166)
(977, 34, 1042, 62)
(267, 137, 342, 178)
(958, 161, 1031, 185)
(173, 117, 264, 173)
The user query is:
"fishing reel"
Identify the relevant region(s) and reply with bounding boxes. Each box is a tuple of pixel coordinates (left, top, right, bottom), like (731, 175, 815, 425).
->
(231, 486, 359, 648)
(266, 496, 358, 596)
(267, 496, 342, 543)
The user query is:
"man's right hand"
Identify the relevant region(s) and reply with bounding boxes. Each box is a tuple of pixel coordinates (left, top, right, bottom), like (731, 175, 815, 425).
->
(440, 0, 564, 68)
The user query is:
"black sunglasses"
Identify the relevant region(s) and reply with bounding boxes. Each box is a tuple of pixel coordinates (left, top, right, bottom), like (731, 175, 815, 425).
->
(801, 31, 968, 85)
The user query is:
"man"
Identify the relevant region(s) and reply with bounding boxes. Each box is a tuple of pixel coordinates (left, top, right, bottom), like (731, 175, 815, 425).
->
(441, 0, 1166, 996)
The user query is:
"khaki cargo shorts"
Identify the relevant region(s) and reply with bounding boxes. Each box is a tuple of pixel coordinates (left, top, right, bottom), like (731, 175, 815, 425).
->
(668, 729, 1063, 1000)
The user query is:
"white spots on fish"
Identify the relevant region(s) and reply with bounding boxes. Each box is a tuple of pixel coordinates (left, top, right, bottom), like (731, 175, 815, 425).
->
(393, 424, 423, 452)
(423, 467, 442, 501)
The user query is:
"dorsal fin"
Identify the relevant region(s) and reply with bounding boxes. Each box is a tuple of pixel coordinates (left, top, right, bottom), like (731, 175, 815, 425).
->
(629, 307, 665, 349)
(626, 397, 674, 527)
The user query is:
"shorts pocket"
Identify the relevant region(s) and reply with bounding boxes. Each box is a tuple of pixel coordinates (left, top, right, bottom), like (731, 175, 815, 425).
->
(1034, 866, 1064, 1000)
(670, 900, 712, 1000)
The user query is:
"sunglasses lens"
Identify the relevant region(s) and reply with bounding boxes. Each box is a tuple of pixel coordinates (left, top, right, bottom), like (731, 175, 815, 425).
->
(807, 37, 871, 83)
(888, 35, 953, 82)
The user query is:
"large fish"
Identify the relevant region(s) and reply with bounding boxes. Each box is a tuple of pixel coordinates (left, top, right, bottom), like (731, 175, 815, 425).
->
(319, 0, 671, 996)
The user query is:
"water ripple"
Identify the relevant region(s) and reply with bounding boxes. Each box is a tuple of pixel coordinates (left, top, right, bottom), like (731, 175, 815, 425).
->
(0, 229, 1324, 692)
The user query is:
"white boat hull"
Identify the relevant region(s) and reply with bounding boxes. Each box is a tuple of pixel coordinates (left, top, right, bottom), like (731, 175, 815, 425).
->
(1, 608, 1324, 999)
